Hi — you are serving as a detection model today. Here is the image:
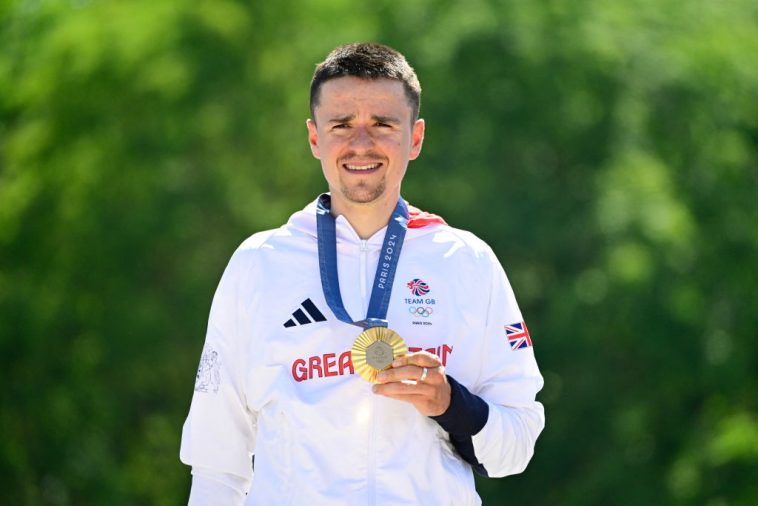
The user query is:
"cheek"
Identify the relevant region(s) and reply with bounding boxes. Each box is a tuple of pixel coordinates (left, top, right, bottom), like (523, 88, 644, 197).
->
(327, 145, 344, 163)
(315, 140, 335, 159)
(378, 137, 405, 153)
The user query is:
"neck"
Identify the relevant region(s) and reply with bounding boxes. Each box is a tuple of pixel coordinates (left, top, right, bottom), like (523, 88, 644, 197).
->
(331, 195, 398, 240)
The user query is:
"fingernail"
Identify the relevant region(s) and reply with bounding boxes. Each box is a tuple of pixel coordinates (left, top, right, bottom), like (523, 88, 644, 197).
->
(372, 385, 379, 393)
(376, 372, 387, 381)
(392, 360, 401, 367)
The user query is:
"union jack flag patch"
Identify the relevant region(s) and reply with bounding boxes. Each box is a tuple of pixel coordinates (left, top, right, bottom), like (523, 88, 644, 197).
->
(505, 321, 532, 350)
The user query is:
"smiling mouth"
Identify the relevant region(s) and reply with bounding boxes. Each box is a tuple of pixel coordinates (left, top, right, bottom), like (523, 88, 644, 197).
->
(342, 162, 383, 173)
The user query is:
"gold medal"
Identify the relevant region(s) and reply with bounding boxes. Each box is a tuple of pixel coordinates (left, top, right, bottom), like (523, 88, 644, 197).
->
(351, 327, 408, 383)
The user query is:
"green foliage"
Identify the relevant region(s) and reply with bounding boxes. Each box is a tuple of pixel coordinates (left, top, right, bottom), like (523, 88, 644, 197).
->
(1, 0, 755, 504)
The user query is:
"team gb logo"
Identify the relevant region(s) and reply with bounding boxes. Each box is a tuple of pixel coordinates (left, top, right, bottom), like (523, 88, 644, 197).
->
(407, 278, 430, 297)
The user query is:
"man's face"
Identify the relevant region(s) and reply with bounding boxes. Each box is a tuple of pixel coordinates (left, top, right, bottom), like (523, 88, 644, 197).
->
(307, 76, 424, 210)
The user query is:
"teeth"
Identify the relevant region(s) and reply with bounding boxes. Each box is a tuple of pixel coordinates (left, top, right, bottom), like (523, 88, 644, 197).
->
(345, 163, 380, 171)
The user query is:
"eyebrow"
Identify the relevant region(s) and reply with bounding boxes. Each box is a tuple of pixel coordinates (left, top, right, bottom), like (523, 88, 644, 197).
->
(327, 114, 355, 124)
(326, 114, 402, 125)
(372, 115, 401, 125)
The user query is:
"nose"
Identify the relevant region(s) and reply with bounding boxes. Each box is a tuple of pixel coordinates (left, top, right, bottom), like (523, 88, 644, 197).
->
(350, 126, 374, 150)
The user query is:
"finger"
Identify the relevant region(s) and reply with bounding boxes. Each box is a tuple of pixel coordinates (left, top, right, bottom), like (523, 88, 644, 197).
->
(374, 392, 427, 403)
(391, 351, 442, 369)
(373, 381, 436, 397)
(377, 364, 444, 384)
(374, 385, 452, 417)
(376, 365, 424, 383)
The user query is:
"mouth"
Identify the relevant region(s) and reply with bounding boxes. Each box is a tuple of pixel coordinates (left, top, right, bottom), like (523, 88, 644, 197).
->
(342, 161, 383, 174)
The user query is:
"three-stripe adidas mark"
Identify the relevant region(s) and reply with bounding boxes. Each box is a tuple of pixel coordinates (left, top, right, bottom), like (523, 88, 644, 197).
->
(283, 298, 327, 328)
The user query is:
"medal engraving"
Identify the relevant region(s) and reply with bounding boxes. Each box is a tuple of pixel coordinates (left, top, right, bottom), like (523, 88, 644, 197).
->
(366, 341, 393, 369)
(351, 327, 408, 383)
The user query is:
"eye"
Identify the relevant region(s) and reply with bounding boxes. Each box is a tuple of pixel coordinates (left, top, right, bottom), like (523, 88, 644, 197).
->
(332, 123, 349, 130)
(375, 122, 392, 128)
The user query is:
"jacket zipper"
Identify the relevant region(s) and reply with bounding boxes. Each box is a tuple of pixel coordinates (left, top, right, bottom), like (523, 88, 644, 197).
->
(359, 240, 368, 301)
(369, 395, 377, 506)
(360, 239, 377, 505)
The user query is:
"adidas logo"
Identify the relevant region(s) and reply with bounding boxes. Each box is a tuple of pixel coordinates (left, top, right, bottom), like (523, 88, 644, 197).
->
(283, 298, 327, 328)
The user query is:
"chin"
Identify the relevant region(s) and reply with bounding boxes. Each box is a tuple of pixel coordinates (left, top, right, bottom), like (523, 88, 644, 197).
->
(340, 185, 386, 205)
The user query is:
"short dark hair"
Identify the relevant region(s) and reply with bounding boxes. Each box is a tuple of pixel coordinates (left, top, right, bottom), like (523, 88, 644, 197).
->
(310, 43, 422, 122)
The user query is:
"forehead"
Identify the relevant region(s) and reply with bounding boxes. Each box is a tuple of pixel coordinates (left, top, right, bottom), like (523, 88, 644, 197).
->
(314, 76, 412, 120)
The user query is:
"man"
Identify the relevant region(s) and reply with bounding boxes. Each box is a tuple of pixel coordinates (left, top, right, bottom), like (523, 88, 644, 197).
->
(181, 43, 544, 505)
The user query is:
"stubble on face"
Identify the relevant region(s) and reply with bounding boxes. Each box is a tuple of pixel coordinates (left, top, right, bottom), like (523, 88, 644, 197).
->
(340, 178, 387, 204)
(337, 150, 388, 204)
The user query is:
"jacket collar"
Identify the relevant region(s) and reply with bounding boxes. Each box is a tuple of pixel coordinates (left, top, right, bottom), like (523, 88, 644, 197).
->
(286, 195, 447, 245)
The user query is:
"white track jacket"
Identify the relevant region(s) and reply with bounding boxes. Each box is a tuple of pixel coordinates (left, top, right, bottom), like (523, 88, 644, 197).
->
(180, 198, 545, 505)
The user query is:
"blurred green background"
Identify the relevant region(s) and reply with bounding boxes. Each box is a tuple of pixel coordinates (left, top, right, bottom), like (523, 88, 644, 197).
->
(1, 0, 756, 504)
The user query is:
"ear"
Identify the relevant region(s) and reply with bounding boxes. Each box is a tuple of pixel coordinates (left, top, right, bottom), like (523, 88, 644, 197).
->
(409, 119, 425, 160)
(306, 119, 320, 159)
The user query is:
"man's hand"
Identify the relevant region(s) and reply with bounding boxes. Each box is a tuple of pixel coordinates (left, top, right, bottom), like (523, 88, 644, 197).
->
(372, 351, 451, 416)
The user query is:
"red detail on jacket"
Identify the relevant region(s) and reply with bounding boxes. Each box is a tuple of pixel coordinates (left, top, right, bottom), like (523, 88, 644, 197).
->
(407, 204, 447, 229)
(292, 351, 355, 382)
(291, 344, 453, 382)
(407, 344, 453, 365)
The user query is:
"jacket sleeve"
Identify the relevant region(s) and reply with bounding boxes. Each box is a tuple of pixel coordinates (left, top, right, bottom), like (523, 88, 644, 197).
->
(188, 467, 249, 505)
(432, 246, 544, 477)
(180, 250, 257, 501)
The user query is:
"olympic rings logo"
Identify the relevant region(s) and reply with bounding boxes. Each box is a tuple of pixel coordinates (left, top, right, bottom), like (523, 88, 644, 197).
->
(409, 306, 433, 318)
